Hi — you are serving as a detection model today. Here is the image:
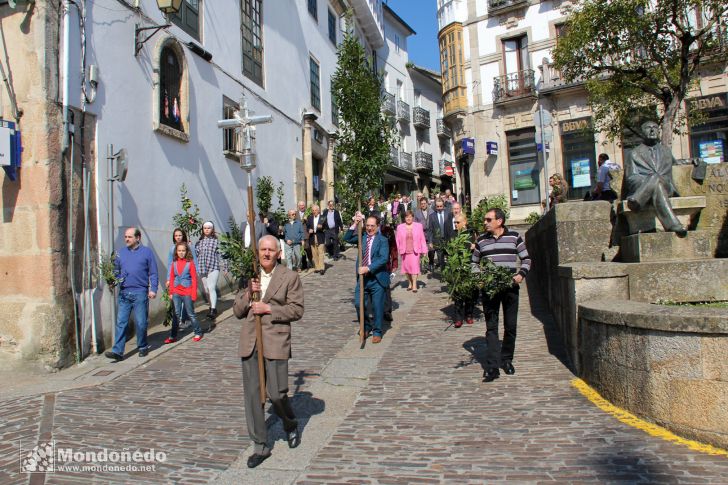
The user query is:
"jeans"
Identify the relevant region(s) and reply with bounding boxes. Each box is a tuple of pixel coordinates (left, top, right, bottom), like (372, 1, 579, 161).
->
(354, 276, 386, 337)
(112, 290, 149, 355)
(201, 270, 219, 310)
(171, 294, 203, 337)
(482, 285, 520, 370)
(286, 243, 301, 270)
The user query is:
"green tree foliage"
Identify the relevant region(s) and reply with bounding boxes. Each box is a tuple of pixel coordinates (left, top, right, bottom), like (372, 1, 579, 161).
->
(219, 216, 256, 282)
(274, 181, 287, 226)
(525, 211, 542, 225)
(256, 176, 274, 215)
(442, 231, 515, 301)
(552, 0, 728, 147)
(172, 184, 202, 238)
(471, 195, 510, 233)
(331, 31, 397, 216)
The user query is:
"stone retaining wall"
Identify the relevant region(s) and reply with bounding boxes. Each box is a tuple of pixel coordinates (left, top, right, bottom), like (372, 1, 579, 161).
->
(578, 300, 728, 449)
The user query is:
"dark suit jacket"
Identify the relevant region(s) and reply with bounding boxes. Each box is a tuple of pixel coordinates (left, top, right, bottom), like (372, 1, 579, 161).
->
(321, 209, 343, 232)
(233, 264, 304, 359)
(427, 210, 449, 245)
(414, 208, 433, 239)
(306, 214, 326, 246)
(444, 212, 458, 242)
(343, 229, 390, 288)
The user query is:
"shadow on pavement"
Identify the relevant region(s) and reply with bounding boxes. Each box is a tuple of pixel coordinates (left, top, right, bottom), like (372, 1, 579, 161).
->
(458, 336, 488, 372)
(524, 279, 574, 373)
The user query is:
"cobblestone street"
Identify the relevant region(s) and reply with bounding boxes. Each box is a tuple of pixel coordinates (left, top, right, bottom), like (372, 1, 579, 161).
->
(1, 251, 727, 484)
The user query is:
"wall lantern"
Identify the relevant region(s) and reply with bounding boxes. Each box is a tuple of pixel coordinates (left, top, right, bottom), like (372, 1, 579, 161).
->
(134, 0, 183, 56)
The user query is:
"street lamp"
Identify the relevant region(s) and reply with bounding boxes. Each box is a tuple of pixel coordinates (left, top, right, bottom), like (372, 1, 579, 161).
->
(134, 0, 184, 56)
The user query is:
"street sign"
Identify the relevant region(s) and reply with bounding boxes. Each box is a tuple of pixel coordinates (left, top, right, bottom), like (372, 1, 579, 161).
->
(444, 165, 455, 177)
(462, 138, 475, 155)
(533, 109, 552, 127)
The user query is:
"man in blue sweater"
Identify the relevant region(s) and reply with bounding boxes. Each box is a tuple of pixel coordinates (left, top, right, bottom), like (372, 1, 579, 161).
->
(105, 227, 159, 361)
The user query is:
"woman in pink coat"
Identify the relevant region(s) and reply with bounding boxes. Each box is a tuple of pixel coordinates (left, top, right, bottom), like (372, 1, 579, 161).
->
(396, 211, 429, 292)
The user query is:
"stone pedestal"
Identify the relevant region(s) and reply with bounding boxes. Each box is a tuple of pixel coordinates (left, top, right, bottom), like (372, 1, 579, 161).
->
(621, 230, 715, 262)
(617, 196, 706, 234)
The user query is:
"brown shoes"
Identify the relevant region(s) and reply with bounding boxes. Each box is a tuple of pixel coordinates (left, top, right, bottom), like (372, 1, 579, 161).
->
(372, 336, 382, 344)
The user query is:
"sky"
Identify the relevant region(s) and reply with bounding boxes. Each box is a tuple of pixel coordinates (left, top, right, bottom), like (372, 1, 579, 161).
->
(384, 0, 441, 72)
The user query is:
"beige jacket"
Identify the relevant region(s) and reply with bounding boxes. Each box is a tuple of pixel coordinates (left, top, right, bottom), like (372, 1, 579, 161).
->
(233, 264, 304, 359)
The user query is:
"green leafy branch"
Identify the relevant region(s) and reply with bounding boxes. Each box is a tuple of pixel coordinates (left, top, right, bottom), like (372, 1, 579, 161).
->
(172, 184, 202, 238)
(219, 216, 256, 281)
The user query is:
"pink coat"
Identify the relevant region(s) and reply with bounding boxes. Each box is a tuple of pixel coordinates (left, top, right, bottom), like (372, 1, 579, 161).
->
(396, 222, 428, 256)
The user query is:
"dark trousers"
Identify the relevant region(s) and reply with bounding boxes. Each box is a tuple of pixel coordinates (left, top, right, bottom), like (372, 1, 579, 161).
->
(324, 229, 340, 259)
(354, 276, 386, 337)
(482, 286, 520, 370)
(427, 248, 445, 271)
(453, 291, 477, 321)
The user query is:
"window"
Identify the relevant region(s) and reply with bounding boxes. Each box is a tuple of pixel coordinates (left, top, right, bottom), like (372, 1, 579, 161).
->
(170, 0, 201, 40)
(397, 80, 404, 100)
(222, 97, 239, 154)
(503, 35, 529, 74)
(328, 9, 337, 45)
(241, 0, 263, 86)
(688, 93, 728, 164)
(555, 23, 569, 44)
(159, 46, 183, 131)
(308, 0, 317, 20)
(560, 117, 596, 200)
(414, 90, 421, 107)
(507, 128, 540, 206)
(310, 56, 321, 111)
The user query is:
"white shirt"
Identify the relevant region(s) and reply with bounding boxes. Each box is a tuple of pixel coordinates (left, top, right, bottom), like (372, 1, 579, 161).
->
(260, 265, 276, 298)
(313, 215, 320, 230)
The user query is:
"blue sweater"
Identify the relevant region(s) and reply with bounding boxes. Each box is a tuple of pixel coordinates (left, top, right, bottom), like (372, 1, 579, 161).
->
(115, 244, 159, 293)
(283, 220, 304, 245)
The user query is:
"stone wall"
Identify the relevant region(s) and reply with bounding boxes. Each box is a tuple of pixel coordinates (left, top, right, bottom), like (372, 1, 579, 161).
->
(579, 300, 728, 449)
(0, 4, 73, 367)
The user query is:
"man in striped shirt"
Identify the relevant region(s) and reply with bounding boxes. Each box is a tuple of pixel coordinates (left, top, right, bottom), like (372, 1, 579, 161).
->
(471, 208, 531, 382)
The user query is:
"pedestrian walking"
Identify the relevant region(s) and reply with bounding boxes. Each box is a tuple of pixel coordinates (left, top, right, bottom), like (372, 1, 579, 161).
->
(195, 221, 225, 321)
(322, 200, 343, 261)
(306, 204, 326, 274)
(233, 235, 304, 468)
(344, 213, 390, 344)
(395, 211, 428, 292)
(283, 209, 304, 272)
(472, 208, 531, 382)
(166, 228, 198, 328)
(426, 198, 450, 273)
(105, 227, 158, 361)
(165, 242, 204, 343)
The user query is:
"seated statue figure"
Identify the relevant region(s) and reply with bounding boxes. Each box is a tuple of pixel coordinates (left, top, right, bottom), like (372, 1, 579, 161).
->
(624, 121, 692, 236)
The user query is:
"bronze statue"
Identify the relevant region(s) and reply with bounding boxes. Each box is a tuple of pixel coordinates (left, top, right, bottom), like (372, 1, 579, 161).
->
(623, 121, 691, 236)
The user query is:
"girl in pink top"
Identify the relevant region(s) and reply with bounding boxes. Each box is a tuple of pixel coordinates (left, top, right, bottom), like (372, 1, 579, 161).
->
(395, 211, 428, 292)
(166, 242, 203, 343)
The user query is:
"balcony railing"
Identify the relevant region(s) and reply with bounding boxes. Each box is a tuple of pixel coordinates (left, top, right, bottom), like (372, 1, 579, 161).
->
(436, 118, 452, 138)
(539, 62, 584, 92)
(390, 146, 399, 165)
(415, 151, 433, 173)
(492, 69, 536, 104)
(413, 106, 430, 129)
(397, 100, 411, 123)
(400, 151, 413, 170)
(487, 0, 528, 15)
(383, 92, 396, 115)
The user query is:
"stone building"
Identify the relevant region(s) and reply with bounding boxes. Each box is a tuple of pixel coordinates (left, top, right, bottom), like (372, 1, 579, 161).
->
(0, 0, 388, 367)
(436, 0, 728, 220)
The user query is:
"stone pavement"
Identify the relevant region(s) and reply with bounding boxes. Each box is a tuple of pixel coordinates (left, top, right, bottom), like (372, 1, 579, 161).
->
(1, 250, 727, 484)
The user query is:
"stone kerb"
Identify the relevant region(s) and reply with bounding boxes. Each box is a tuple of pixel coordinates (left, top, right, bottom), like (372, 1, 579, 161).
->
(578, 299, 728, 449)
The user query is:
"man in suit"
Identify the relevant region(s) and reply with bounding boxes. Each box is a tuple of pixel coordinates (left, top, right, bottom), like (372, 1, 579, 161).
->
(322, 200, 344, 261)
(233, 235, 304, 468)
(306, 204, 327, 274)
(296, 200, 311, 270)
(427, 199, 449, 273)
(444, 202, 462, 243)
(344, 213, 390, 343)
(240, 211, 279, 249)
(624, 121, 691, 235)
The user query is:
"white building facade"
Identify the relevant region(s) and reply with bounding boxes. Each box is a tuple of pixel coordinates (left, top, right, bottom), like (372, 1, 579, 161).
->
(0, 0, 385, 365)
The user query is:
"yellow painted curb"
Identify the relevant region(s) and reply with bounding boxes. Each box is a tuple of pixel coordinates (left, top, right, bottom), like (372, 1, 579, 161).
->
(571, 378, 728, 457)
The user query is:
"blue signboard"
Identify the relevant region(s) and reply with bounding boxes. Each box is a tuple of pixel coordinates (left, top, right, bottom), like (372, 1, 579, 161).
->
(0, 120, 21, 181)
(486, 141, 498, 155)
(462, 138, 475, 155)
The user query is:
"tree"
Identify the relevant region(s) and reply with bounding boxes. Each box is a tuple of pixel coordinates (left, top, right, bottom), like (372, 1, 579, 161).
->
(331, 28, 397, 345)
(331, 30, 397, 215)
(552, 0, 728, 147)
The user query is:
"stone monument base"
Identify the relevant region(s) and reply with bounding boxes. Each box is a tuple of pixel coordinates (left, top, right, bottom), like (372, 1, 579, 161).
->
(617, 196, 706, 234)
(621, 230, 715, 262)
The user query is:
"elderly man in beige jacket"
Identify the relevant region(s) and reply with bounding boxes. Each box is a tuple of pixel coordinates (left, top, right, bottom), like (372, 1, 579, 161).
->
(233, 235, 305, 468)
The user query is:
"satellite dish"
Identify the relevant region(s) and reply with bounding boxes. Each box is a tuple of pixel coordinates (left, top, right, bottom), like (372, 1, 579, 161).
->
(114, 148, 128, 182)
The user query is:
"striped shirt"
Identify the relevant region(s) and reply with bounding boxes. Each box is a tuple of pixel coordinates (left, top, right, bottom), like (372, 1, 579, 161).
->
(471, 228, 531, 277)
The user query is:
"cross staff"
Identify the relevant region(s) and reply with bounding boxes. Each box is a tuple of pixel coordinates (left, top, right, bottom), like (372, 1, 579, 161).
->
(218, 95, 272, 405)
